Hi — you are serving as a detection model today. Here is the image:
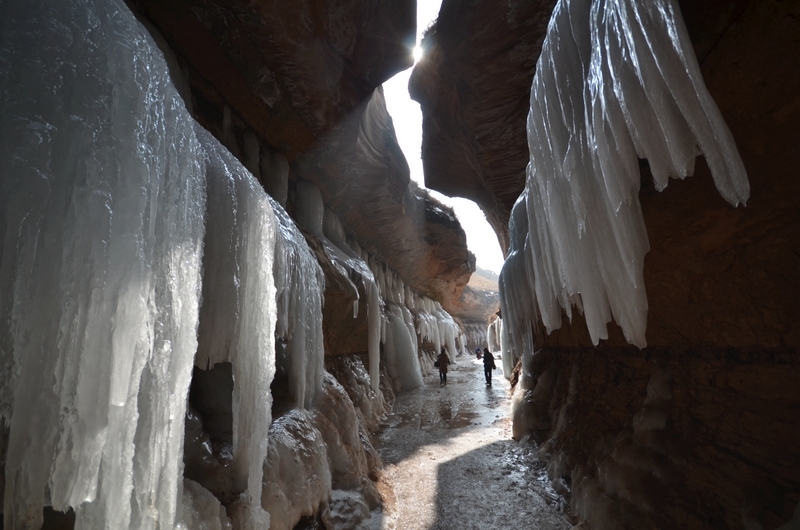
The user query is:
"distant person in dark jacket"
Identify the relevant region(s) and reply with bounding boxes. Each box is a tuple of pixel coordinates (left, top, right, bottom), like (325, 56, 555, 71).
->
(483, 348, 496, 386)
(437, 348, 451, 385)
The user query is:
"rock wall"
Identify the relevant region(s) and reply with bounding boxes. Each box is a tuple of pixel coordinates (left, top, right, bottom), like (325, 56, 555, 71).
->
(417, 0, 800, 529)
(409, 0, 558, 253)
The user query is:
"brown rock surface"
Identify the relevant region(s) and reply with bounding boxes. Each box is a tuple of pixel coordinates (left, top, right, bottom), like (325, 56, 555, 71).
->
(409, 0, 558, 253)
(457, 267, 500, 327)
(522, 346, 799, 530)
(539, 2, 799, 529)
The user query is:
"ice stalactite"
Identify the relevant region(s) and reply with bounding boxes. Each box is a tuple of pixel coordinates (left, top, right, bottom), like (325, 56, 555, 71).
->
(194, 126, 278, 527)
(273, 197, 326, 411)
(506, 0, 750, 348)
(411, 295, 461, 360)
(498, 194, 537, 366)
(0, 0, 205, 527)
(487, 318, 514, 379)
(260, 148, 289, 208)
(487, 319, 502, 353)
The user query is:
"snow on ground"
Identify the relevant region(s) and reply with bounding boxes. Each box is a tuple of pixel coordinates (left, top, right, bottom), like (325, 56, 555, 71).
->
(370, 357, 570, 530)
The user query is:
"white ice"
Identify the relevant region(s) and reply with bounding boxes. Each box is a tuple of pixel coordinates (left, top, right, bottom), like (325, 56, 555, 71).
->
(384, 304, 424, 391)
(194, 126, 278, 526)
(506, 0, 750, 349)
(0, 0, 205, 527)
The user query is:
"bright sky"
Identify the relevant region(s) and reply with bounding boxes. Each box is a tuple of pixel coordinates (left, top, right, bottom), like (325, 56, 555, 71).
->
(382, 1, 505, 274)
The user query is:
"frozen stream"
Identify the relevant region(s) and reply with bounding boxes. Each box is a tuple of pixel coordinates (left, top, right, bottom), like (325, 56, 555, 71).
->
(374, 357, 570, 530)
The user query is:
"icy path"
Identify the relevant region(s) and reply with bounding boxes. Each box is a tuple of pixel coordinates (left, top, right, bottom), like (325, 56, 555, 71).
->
(374, 357, 570, 530)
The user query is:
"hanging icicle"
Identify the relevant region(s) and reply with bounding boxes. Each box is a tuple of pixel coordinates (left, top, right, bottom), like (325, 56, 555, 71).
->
(510, 0, 749, 348)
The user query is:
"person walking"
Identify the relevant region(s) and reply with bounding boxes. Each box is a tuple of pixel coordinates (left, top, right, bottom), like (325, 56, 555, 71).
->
(483, 347, 496, 386)
(437, 347, 451, 385)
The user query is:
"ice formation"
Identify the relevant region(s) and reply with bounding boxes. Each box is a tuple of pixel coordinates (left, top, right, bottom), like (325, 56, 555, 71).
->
(261, 410, 332, 529)
(487, 319, 502, 353)
(0, 0, 205, 527)
(294, 180, 386, 391)
(384, 304, 424, 391)
(505, 0, 750, 348)
(177, 479, 234, 530)
(273, 198, 326, 410)
(498, 195, 537, 362)
(194, 126, 280, 525)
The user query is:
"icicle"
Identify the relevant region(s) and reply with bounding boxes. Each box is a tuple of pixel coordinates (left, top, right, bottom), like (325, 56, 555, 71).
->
(195, 125, 276, 525)
(383, 304, 424, 391)
(272, 194, 326, 411)
(515, 0, 749, 348)
(295, 179, 374, 311)
(222, 105, 240, 159)
(0, 0, 205, 526)
(498, 192, 541, 370)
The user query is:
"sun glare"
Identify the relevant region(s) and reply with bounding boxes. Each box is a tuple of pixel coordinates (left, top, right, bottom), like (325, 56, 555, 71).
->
(413, 45, 423, 63)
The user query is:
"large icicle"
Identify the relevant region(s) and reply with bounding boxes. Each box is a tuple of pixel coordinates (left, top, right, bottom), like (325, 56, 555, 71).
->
(272, 195, 326, 411)
(384, 304, 424, 391)
(517, 0, 749, 347)
(0, 0, 205, 527)
(194, 126, 276, 527)
(498, 193, 537, 365)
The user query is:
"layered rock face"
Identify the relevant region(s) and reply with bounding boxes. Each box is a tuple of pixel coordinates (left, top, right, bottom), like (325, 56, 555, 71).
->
(415, 0, 799, 529)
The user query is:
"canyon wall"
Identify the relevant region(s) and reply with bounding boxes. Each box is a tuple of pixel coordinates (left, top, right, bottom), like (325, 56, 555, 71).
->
(414, 0, 799, 529)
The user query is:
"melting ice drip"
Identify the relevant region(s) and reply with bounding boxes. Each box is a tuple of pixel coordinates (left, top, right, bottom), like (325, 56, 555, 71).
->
(0, 0, 205, 527)
(501, 0, 750, 348)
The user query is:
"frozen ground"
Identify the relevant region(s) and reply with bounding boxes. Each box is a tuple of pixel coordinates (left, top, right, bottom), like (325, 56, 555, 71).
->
(371, 357, 571, 530)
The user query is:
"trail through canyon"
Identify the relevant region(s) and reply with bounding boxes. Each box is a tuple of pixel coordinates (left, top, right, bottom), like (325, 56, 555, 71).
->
(373, 356, 570, 530)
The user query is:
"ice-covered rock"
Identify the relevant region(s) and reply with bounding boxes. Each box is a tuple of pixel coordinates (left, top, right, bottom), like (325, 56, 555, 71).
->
(512, 0, 750, 348)
(260, 410, 332, 530)
(177, 479, 234, 530)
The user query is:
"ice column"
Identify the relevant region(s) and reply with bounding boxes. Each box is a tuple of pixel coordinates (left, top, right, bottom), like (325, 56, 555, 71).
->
(498, 193, 537, 363)
(194, 126, 276, 526)
(0, 0, 205, 527)
(519, 0, 749, 347)
(384, 304, 424, 391)
(272, 197, 326, 410)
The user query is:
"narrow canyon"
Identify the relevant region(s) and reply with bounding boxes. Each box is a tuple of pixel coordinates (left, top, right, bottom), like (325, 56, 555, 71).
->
(0, 0, 797, 529)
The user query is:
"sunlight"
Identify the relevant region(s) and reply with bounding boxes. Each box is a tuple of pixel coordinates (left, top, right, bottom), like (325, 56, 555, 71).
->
(413, 45, 423, 63)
